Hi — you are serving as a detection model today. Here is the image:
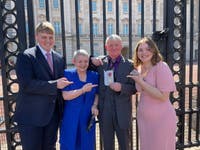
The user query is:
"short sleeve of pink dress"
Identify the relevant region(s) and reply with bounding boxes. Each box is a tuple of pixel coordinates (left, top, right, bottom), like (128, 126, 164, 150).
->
(156, 61, 176, 92)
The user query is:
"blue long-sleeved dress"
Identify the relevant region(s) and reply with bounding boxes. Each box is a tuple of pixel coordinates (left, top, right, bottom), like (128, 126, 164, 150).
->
(60, 68, 98, 150)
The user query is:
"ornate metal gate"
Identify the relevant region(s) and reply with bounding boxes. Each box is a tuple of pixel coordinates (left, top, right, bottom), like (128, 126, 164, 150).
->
(0, 0, 199, 150)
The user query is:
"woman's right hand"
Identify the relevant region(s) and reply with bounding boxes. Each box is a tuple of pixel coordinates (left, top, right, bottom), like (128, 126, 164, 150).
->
(127, 68, 146, 84)
(127, 69, 141, 82)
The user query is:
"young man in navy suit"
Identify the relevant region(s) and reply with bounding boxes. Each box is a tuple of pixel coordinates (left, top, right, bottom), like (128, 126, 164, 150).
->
(14, 21, 72, 150)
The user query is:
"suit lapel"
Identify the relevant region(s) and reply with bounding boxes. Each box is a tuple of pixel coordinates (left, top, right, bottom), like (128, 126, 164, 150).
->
(115, 56, 125, 79)
(52, 51, 59, 78)
(103, 56, 110, 70)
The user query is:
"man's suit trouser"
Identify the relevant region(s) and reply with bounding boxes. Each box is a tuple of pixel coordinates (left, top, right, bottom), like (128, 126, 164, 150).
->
(17, 111, 59, 150)
(99, 108, 131, 150)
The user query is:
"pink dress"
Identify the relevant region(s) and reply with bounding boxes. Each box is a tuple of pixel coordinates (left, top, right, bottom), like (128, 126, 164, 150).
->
(136, 61, 177, 150)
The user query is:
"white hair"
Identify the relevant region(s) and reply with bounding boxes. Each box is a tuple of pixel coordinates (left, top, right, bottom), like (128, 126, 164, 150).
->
(73, 49, 89, 60)
(105, 34, 122, 45)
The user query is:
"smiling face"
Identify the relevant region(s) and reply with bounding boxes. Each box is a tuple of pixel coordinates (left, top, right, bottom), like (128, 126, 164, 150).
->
(133, 37, 163, 67)
(106, 39, 122, 59)
(73, 54, 89, 73)
(35, 32, 55, 52)
(137, 42, 153, 65)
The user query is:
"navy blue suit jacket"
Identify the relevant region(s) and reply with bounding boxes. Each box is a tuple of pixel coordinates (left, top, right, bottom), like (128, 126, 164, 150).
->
(14, 46, 65, 127)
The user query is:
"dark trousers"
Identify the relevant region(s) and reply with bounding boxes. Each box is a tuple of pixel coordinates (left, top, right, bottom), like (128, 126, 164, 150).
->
(17, 112, 59, 150)
(100, 108, 131, 150)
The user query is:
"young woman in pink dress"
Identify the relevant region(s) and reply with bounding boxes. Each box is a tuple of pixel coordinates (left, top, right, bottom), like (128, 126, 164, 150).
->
(127, 37, 177, 150)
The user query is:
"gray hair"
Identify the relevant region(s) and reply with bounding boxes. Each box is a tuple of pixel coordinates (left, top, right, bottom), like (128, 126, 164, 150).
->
(105, 34, 122, 45)
(73, 49, 89, 60)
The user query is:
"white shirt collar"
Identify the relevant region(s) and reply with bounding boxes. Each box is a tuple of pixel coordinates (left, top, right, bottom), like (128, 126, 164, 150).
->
(37, 44, 53, 57)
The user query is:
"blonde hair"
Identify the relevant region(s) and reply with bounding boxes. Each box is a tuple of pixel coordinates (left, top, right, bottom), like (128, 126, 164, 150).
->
(73, 49, 89, 60)
(35, 21, 55, 35)
(133, 37, 163, 67)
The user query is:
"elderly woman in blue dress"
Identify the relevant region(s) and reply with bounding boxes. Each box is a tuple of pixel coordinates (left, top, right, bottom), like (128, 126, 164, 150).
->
(60, 49, 99, 150)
